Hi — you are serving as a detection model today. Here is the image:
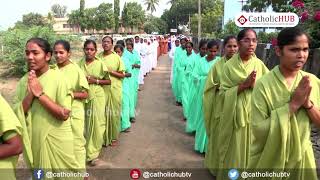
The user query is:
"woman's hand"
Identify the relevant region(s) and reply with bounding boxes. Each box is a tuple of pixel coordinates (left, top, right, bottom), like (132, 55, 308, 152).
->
(86, 76, 98, 84)
(290, 76, 312, 114)
(28, 70, 43, 97)
(238, 70, 256, 93)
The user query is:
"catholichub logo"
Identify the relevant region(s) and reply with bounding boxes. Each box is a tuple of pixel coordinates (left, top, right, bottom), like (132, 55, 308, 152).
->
(235, 13, 299, 27)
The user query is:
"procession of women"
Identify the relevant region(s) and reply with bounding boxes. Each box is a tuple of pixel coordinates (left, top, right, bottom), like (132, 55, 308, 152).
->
(170, 27, 320, 180)
(1, 26, 320, 180)
(0, 35, 161, 179)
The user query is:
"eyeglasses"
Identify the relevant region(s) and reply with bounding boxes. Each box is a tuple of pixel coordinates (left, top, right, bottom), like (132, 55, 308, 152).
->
(240, 38, 257, 43)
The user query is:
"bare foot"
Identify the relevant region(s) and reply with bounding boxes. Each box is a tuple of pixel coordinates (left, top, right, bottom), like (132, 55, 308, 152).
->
(88, 158, 112, 167)
(111, 140, 118, 146)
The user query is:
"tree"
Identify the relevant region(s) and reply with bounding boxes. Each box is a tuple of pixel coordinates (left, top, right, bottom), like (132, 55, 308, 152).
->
(95, 3, 115, 32)
(19, 13, 47, 27)
(1, 26, 79, 75)
(122, 2, 145, 31)
(219, 20, 240, 38)
(243, 0, 292, 12)
(51, 4, 67, 18)
(80, 0, 86, 32)
(80, 0, 85, 13)
(69, 3, 115, 33)
(144, 0, 159, 16)
(190, 0, 223, 37)
(144, 15, 168, 34)
(291, 0, 320, 48)
(68, 10, 82, 33)
(161, 0, 214, 30)
(82, 8, 97, 32)
(114, 0, 120, 32)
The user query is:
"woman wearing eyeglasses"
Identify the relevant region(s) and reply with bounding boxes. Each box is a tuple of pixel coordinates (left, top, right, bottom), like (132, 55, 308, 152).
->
(217, 29, 269, 179)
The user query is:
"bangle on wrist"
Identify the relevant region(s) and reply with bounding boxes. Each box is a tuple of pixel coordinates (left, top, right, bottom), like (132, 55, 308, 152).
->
(96, 79, 99, 85)
(36, 92, 45, 99)
(306, 101, 314, 110)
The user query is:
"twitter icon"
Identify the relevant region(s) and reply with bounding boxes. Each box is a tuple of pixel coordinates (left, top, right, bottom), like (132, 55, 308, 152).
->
(228, 169, 239, 180)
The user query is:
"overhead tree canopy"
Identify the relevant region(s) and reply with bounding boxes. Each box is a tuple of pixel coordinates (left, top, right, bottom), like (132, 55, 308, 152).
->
(68, 3, 115, 33)
(191, 0, 223, 37)
(51, 4, 67, 18)
(161, 0, 214, 31)
(144, 15, 168, 34)
(122, 2, 145, 29)
(95, 3, 115, 31)
(243, 0, 293, 12)
(14, 13, 47, 28)
(114, 0, 120, 32)
(144, 0, 159, 16)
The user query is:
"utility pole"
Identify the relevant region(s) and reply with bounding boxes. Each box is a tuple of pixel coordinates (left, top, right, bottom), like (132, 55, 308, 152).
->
(198, 0, 201, 41)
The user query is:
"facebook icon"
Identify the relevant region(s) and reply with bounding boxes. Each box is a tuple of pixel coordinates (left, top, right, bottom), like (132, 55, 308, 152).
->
(34, 169, 44, 180)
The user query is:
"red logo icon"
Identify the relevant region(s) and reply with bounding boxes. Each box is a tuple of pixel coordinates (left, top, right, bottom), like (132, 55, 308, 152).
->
(238, 15, 248, 25)
(130, 169, 141, 179)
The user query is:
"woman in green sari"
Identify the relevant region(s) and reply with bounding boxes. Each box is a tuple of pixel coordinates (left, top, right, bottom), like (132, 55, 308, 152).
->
(172, 38, 187, 106)
(53, 40, 89, 170)
(203, 36, 238, 175)
(250, 27, 319, 179)
(193, 40, 220, 153)
(78, 40, 111, 166)
(126, 42, 140, 123)
(14, 37, 80, 171)
(218, 29, 269, 179)
(114, 43, 132, 132)
(0, 95, 22, 180)
(98, 36, 126, 146)
(185, 40, 208, 132)
(181, 42, 196, 120)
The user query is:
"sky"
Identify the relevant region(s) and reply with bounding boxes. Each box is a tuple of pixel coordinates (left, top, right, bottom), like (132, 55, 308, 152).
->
(0, 0, 171, 30)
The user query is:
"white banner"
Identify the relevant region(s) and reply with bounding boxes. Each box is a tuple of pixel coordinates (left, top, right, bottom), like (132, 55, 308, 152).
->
(170, 29, 178, 33)
(235, 13, 299, 27)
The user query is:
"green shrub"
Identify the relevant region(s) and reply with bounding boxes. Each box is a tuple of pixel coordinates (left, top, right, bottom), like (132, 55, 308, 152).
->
(1, 26, 80, 76)
(257, 31, 278, 43)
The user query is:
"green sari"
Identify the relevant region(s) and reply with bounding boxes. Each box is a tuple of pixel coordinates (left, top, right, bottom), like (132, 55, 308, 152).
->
(120, 55, 132, 131)
(217, 53, 269, 179)
(78, 58, 109, 161)
(203, 57, 227, 175)
(193, 56, 218, 153)
(14, 68, 80, 171)
(98, 52, 125, 145)
(125, 49, 140, 119)
(0, 94, 22, 180)
(172, 47, 184, 102)
(185, 55, 206, 129)
(57, 61, 89, 169)
(249, 66, 318, 179)
(181, 51, 197, 119)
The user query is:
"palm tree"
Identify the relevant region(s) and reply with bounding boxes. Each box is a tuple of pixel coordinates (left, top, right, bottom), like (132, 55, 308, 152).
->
(167, 0, 178, 5)
(144, 0, 159, 16)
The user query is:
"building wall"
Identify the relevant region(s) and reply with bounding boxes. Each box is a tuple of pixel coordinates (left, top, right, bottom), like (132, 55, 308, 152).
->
(52, 18, 77, 34)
